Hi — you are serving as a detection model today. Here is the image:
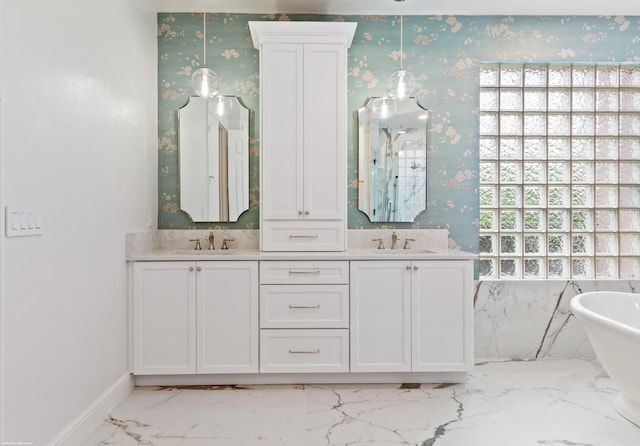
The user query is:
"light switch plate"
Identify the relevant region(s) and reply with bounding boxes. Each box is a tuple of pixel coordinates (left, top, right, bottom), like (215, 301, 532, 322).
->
(5, 207, 43, 237)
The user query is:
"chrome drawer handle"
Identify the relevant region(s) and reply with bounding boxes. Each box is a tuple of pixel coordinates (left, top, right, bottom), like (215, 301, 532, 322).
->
(288, 270, 321, 275)
(288, 349, 320, 354)
(289, 235, 319, 239)
(288, 304, 321, 309)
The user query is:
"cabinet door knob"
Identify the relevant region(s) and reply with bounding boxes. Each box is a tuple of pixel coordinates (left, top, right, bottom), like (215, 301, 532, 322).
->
(197, 266, 202, 272)
(406, 266, 411, 271)
(413, 266, 419, 270)
(304, 210, 310, 215)
(189, 266, 194, 272)
(298, 210, 303, 215)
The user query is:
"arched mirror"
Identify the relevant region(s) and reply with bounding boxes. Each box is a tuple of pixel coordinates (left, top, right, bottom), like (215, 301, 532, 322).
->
(358, 97, 428, 222)
(178, 96, 249, 222)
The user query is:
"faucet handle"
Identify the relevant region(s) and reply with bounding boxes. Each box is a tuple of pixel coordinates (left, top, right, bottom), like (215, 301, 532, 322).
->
(189, 239, 202, 250)
(221, 238, 235, 250)
(403, 238, 415, 249)
(372, 238, 385, 249)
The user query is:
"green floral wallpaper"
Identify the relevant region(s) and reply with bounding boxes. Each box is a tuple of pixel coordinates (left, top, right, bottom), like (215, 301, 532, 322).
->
(158, 13, 640, 253)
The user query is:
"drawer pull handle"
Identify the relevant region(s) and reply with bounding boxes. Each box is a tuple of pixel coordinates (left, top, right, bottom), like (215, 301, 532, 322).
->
(288, 270, 321, 276)
(289, 235, 319, 239)
(288, 349, 320, 354)
(289, 304, 321, 309)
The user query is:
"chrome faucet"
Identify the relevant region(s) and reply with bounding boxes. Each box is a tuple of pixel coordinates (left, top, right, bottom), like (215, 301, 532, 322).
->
(403, 238, 415, 249)
(391, 232, 399, 249)
(221, 238, 234, 250)
(189, 238, 202, 250)
(207, 231, 215, 250)
(372, 238, 385, 249)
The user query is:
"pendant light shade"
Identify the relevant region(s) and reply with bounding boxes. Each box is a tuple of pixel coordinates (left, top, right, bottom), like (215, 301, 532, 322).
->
(387, 0, 416, 100)
(388, 69, 416, 100)
(192, 67, 219, 98)
(192, 13, 219, 98)
(371, 94, 397, 119)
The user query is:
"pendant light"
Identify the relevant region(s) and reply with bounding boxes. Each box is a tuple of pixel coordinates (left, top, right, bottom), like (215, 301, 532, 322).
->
(387, 0, 416, 100)
(192, 12, 219, 98)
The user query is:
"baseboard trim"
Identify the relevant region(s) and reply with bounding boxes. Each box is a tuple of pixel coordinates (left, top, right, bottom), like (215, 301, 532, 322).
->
(49, 372, 134, 446)
(135, 371, 469, 386)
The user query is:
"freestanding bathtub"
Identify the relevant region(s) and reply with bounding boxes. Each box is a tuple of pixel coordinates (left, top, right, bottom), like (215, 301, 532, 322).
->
(570, 291, 640, 427)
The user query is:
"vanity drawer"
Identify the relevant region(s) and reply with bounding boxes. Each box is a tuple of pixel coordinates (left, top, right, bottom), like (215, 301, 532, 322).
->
(260, 261, 349, 284)
(259, 329, 349, 373)
(261, 221, 345, 252)
(260, 285, 349, 328)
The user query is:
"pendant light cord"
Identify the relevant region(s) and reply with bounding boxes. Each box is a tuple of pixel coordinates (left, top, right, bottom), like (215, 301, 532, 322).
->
(202, 12, 207, 67)
(399, 0, 404, 70)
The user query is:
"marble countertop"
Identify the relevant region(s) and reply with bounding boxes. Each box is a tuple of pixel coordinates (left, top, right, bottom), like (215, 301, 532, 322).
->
(127, 248, 477, 262)
(125, 229, 476, 261)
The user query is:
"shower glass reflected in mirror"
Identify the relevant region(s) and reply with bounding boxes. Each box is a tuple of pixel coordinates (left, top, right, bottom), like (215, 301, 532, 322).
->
(178, 96, 249, 222)
(358, 97, 428, 222)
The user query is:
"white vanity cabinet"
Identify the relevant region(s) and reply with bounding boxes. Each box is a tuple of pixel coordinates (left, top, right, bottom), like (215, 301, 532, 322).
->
(132, 262, 196, 374)
(132, 261, 259, 375)
(249, 21, 356, 251)
(350, 260, 474, 373)
(259, 261, 350, 373)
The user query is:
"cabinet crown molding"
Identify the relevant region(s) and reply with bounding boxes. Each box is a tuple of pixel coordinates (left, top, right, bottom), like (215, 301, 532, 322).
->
(249, 21, 357, 49)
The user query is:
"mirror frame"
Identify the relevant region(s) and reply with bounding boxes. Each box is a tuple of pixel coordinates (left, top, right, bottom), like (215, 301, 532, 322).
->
(357, 97, 429, 223)
(178, 95, 250, 223)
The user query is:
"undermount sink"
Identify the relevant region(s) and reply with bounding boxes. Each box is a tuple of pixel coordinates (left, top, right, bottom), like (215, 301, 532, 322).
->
(164, 249, 254, 255)
(374, 249, 436, 254)
(351, 248, 437, 255)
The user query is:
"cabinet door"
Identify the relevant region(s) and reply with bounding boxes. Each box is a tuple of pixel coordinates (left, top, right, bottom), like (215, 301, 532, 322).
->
(350, 261, 412, 372)
(412, 260, 474, 371)
(133, 262, 196, 375)
(303, 44, 346, 220)
(261, 43, 304, 221)
(197, 261, 259, 373)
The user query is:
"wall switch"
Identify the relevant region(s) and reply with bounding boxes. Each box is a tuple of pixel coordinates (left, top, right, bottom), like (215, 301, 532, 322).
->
(5, 207, 43, 237)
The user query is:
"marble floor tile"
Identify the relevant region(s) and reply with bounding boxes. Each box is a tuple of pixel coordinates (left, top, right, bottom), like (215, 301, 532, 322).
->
(83, 359, 640, 445)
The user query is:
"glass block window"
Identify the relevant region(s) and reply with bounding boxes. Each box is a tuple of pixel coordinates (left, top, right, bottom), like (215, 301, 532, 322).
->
(479, 63, 640, 279)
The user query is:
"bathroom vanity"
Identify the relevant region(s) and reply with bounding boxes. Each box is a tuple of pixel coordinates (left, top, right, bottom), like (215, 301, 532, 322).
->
(127, 238, 475, 385)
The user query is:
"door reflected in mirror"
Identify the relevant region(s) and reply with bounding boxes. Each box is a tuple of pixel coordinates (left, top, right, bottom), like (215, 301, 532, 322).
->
(178, 96, 249, 222)
(358, 97, 428, 222)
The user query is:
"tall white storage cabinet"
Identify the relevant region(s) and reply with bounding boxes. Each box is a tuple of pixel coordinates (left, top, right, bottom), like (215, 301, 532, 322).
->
(249, 21, 357, 251)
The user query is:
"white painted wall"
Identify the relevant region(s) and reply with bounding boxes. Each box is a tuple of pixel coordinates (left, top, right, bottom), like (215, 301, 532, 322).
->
(0, 0, 157, 443)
